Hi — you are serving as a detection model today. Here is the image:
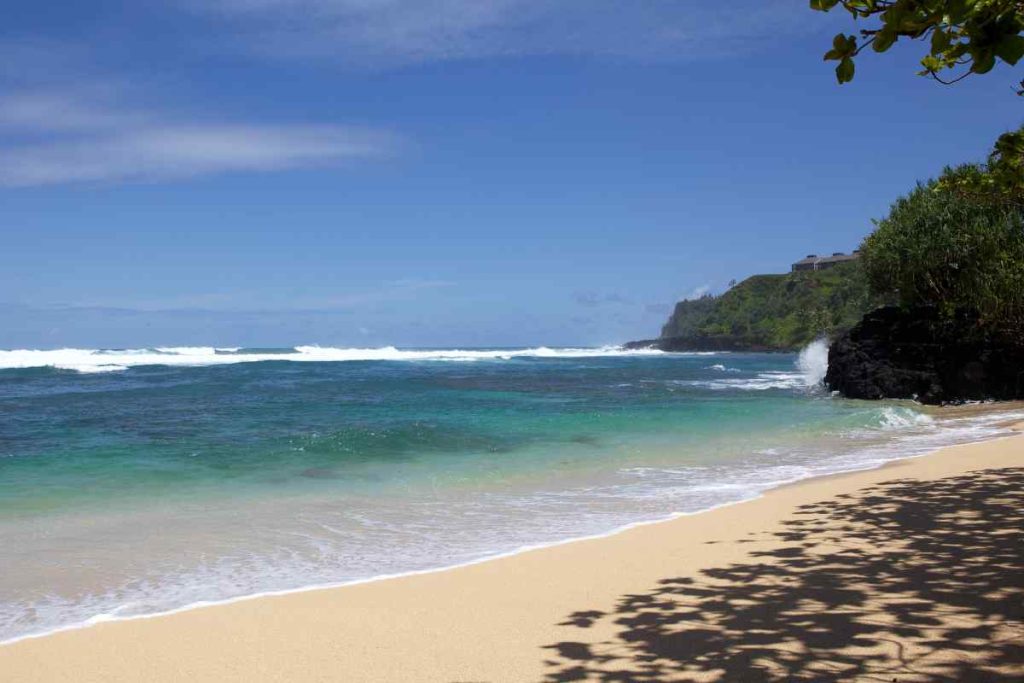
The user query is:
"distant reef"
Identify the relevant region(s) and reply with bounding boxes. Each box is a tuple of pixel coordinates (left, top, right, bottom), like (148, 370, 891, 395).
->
(825, 306, 1024, 405)
(629, 261, 885, 352)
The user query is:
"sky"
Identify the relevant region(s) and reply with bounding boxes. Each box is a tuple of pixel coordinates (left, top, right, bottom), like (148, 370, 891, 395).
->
(1, 1, 1021, 348)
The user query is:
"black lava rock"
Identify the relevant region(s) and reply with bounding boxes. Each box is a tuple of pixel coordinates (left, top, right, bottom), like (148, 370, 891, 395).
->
(825, 306, 1024, 404)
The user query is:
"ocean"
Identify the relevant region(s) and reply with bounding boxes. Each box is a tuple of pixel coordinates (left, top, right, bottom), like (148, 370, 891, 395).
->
(0, 342, 1019, 644)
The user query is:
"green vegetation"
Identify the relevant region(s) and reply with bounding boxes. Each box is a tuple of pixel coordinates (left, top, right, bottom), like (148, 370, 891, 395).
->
(653, 128, 1024, 353)
(660, 261, 886, 350)
(861, 165, 1024, 337)
(659, 295, 718, 338)
(810, 1, 1024, 86)
(938, 126, 1024, 202)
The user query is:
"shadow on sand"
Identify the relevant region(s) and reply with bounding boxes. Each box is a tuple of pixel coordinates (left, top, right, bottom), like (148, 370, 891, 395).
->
(543, 468, 1024, 682)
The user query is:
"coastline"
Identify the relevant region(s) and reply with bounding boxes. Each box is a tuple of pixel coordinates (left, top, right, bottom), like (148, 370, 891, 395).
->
(1, 401, 1019, 649)
(2, 410, 1022, 681)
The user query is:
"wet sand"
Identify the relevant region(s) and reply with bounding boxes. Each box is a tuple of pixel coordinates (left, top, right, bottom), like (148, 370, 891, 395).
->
(2, 424, 1022, 682)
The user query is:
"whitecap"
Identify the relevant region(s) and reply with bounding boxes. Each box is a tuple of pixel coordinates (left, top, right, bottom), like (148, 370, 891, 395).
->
(0, 345, 667, 374)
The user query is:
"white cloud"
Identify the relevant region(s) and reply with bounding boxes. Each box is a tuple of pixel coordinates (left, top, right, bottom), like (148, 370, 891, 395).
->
(0, 88, 146, 132)
(196, 0, 808, 66)
(684, 284, 711, 300)
(0, 90, 397, 186)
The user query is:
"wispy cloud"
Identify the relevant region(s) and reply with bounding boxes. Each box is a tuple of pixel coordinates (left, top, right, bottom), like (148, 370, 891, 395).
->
(683, 284, 712, 300)
(0, 89, 145, 132)
(0, 89, 397, 187)
(196, 0, 808, 66)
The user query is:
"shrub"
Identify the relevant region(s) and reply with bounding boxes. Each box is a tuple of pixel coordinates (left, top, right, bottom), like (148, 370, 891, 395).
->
(860, 166, 1024, 336)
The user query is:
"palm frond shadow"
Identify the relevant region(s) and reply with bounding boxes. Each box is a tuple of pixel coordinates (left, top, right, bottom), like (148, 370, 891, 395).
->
(543, 468, 1024, 682)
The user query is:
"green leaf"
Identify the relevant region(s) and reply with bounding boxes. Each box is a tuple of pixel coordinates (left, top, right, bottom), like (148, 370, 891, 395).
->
(831, 33, 857, 54)
(873, 29, 897, 53)
(828, 33, 858, 60)
(930, 28, 951, 54)
(995, 35, 1024, 66)
(813, 0, 1024, 87)
(920, 54, 943, 73)
(972, 50, 996, 74)
(945, 0, 970, 25)
(836, 56, 856, 84)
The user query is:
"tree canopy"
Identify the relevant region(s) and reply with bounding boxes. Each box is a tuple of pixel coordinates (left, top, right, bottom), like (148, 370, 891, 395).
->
(810, 1, 1024, 85)
(935, 125, 1024, 201)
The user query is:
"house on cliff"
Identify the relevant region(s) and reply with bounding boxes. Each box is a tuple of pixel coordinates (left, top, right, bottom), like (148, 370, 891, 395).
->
(792, 251, 860, 272)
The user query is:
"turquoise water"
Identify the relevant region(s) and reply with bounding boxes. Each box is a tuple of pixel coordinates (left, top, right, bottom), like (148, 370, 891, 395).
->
(0, 345, 1019, 643)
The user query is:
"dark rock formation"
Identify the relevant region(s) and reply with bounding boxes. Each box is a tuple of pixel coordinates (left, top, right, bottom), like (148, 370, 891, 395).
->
(623, 335, 780, 353)
(825, 306, 1024, 404)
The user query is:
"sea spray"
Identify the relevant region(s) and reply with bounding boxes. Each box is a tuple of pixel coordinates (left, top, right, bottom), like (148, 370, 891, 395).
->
(796, 338, 830, 388)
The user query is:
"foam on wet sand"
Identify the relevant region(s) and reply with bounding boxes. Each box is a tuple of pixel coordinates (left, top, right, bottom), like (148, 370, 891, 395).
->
(1, 418, 1021, 682)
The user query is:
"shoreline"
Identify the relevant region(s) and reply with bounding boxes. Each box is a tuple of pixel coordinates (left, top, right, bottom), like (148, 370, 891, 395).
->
(2, 409, 1022, 680)
(3, 403, 1022, 649)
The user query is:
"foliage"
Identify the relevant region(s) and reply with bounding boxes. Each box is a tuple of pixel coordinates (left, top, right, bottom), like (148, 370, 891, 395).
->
(657, 130, 1024, 351)
(810, 0, 1024, 85)
(860, 167, 1024, 335)
(989, 124, 1024, 187)
(659, 295, 718, 338)
(937, 125, 1024, 201)
(660, 262, 886, 350)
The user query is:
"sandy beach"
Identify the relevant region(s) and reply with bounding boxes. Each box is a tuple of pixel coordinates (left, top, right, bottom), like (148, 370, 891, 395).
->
(7, 0, 1024, 677)
(2, 422, 1021, 682)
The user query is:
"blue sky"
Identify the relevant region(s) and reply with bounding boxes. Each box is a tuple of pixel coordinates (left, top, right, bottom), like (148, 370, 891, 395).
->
(2, 1, 1020, 348)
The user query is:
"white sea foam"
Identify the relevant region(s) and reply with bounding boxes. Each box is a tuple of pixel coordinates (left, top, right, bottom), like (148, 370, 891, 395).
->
(0, 345, 668, 374)
(2, 404, 1022, 645)
(681, 370, 807, 391)
(0, 343, 1017, 646)
(876, 406, 936, 430)
(153, 346, 220, 355)
(706, 363, 740, 372)
(797, 338, 830, 387)
(686, 340, 830, 392)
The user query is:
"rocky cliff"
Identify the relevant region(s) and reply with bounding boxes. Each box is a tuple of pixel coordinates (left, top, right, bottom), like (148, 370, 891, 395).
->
(649, 261, 884, 352)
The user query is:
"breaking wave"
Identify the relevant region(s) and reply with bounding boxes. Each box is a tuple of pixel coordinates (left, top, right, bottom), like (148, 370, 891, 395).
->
(875, 406, 936, 430)
(681, 339, 832, 392)
(705, 364, 740, 373)
(681, 371, 807, 392)
(0, 345, 667, 374)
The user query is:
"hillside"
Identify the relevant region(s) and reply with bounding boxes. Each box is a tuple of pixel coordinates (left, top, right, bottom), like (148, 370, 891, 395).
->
(635, 261, 886, 352)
